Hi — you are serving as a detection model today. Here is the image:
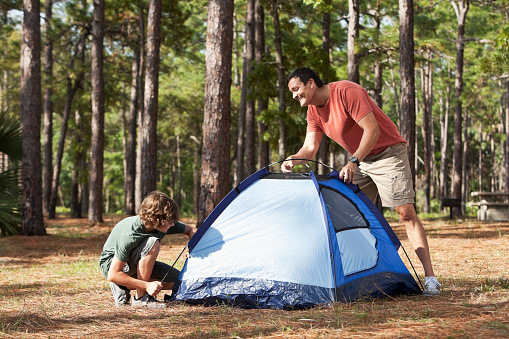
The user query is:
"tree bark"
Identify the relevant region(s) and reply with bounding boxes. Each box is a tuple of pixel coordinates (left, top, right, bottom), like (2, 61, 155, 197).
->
(317, 10, 331, 174)
(439, 67, 451, 203)
(347, 0, 360, 83)
(506, 80, 509, 193)
(20, 0, 45, 235)
(198, 0, 233, 225)
(125, 44, 139, 215)
(255, 0, 269, 169)
(244, 0, 256, 175)
(271, 0, 287, 162)
(42, 0, 53, 216)
(88, 0, 105, 224)
(399, 0, 416, 182)
(141, 0, 162, 200)
(70, 108, 85, 218)
(450, 0, 469, 213)
(48, 68, 80, 218)
(135, 3, 145, 212)
(421, 54, 431, 213)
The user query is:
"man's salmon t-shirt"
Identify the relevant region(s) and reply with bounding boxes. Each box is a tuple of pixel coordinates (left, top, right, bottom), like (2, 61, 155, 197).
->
(306, 81, 407, 156)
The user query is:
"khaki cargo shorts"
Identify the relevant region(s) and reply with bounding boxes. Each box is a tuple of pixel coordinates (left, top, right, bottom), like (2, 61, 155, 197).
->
(353, 142, 415, 208)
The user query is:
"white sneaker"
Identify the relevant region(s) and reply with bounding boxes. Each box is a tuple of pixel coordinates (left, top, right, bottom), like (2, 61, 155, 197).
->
(132, 293, 168, 309)
(423, 276, 441, 296)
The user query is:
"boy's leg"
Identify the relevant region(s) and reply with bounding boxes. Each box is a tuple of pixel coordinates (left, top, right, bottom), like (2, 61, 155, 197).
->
(134, 237, 161, 298)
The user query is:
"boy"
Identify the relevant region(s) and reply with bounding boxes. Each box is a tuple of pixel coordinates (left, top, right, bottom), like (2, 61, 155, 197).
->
(99, 191, 197, 308)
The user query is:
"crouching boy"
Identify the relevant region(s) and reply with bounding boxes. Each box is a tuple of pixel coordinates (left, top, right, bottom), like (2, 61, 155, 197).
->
(99, 191, 197, 308)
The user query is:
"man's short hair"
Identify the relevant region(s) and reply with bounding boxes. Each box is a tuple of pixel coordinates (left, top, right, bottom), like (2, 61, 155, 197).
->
(140, 191, 180, 231)
(286, 67, 324, 88)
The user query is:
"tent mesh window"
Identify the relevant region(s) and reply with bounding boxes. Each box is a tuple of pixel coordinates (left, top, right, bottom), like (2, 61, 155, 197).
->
(320, 186, 379, 276)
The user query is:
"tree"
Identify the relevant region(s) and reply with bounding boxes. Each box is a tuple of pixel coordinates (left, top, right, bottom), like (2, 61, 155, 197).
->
(42, 0, 53, 216)
(399, 0, 416, 182)
(88, 0, 105, 224)
(255, 0, 270, 169)
(347, 0, 360, 83)
(450, 0, 468, 213)
(141, 0, 162, 200)
(20, 0, 45, 235)
(125, 31, 140, 215)
(48, 33, 85, 219)
(271, 0, 287, 162)
(198, 0, 234, 225)
(244, 0, 256, 176)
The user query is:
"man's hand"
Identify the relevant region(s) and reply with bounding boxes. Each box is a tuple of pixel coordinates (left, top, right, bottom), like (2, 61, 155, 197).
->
(146, 281, 163, 296)
(339, 161, 358, 184)
(281, 159, 294, 173)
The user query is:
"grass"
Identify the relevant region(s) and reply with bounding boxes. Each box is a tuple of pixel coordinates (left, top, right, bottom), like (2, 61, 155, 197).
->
(0, 215, 508, 338)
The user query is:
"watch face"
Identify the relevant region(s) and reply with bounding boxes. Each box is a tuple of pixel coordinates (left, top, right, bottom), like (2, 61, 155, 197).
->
(349, 157, 359, 164)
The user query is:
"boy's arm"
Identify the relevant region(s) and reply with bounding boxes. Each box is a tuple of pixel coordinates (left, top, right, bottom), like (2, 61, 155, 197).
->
(183, 224, 197, 240)
(107, 256, 163, 296)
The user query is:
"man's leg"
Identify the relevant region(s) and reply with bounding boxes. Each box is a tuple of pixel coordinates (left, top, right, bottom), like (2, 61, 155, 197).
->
(394, 203, 434, 277)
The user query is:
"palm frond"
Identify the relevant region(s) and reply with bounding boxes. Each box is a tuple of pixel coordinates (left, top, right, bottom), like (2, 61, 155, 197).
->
(0, 111, 22, 161)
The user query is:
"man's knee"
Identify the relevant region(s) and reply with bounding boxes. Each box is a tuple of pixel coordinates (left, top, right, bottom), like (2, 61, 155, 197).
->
(395, 203, 417, 223)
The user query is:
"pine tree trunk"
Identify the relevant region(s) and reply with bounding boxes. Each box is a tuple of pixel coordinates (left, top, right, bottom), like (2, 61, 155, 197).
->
(245, 0, 256, 175)
(135, 3, 145, 212)
(506, 80, 509, 193)
(461, 108, 469, 214)
(399, 0, 416, 181)
(347, 0, 360, 83)
(271, 0, 287, 162)
(317, 10, 330, 174)
(421, 57, 431, 213)
(20, 0, 45, 235)
(125, 46, 139, 215)
(451, 0, 469, 214)
(70, 108, 85, 218)
(42, 0, 53, 216)
(255, 0, 269, 169)
(48, 74, 79, 219)
(141, 0, 162, 200)
(198, 0, 233, 226)
(88, 0, 105, 224)
(439, 69, 451, 204)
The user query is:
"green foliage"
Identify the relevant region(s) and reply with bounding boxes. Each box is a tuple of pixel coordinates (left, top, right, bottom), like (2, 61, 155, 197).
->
(0, 112, 21, 236)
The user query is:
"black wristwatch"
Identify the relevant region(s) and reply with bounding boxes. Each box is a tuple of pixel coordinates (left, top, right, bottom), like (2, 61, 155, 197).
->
(349, 156, 360, 166)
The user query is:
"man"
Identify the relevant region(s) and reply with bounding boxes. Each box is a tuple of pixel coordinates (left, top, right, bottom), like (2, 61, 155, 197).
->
(282, 67, 441, 295)
(99, 191, 197, 308)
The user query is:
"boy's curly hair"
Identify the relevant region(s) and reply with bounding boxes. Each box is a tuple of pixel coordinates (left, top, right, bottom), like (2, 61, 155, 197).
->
(139, 191, 180, 231)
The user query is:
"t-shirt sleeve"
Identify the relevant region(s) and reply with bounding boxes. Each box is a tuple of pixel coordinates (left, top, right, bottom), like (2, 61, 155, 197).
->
(306, 107, 322, 133)
(343, 85, 373, 122)
(166, 221, 186, 235)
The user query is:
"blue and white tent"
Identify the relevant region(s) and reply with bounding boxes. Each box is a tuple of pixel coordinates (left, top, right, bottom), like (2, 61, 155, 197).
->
(172, 165, 421, 309)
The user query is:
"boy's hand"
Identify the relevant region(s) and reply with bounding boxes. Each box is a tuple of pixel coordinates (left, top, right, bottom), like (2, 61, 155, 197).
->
(146, 281, 163, 296)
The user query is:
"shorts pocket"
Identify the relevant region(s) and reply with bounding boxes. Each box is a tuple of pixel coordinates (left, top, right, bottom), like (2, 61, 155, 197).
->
(391, 174, 414, 201)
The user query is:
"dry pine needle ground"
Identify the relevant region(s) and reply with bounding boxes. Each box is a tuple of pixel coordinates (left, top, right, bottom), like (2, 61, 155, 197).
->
(0, 215, 508, 338)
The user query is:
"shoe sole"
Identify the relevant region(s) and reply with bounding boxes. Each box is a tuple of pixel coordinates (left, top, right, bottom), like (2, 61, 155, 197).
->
(422, 290, 440, 296)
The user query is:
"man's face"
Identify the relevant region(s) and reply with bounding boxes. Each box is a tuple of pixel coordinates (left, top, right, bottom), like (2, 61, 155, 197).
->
(288, 77, 314, 107)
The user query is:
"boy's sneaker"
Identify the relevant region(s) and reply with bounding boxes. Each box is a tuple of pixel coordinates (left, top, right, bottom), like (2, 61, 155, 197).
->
(423, 276, 441, 296)
(132, 293, 168, 309)
(110, 282, 131, 306)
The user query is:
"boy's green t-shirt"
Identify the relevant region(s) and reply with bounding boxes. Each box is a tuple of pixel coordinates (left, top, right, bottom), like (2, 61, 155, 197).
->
(99, 215, 186, 279)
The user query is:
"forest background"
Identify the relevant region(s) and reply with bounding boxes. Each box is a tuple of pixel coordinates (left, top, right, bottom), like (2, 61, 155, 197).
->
(1, 0, 509, 235)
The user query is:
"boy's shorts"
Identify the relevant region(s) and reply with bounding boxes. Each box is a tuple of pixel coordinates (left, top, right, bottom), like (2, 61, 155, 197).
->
(354, 142, 416, 208)
(122, 236, 180, 283)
